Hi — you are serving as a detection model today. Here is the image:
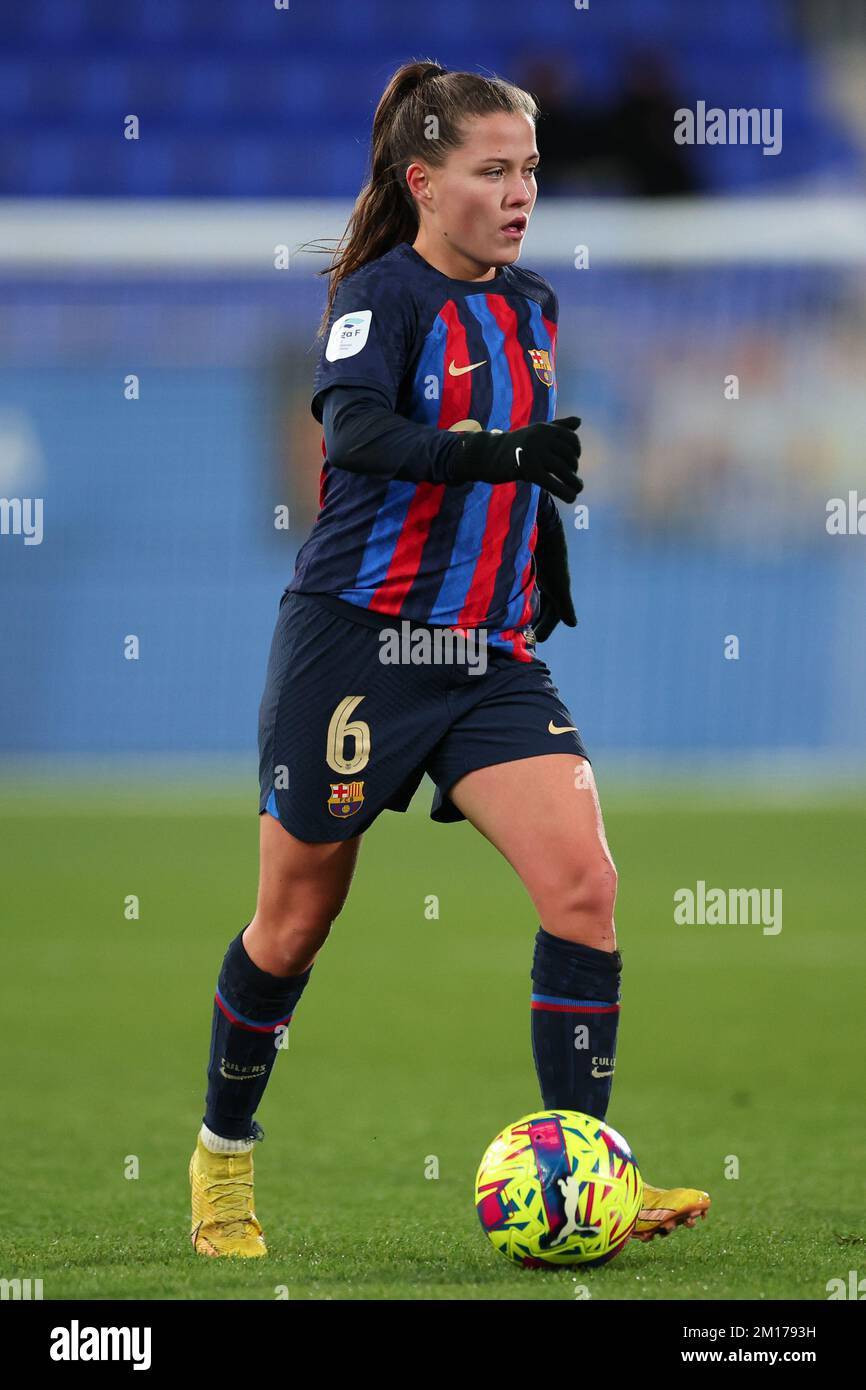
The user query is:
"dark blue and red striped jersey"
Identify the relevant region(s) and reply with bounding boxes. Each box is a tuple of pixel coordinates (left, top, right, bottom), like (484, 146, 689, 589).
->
(288, 240, 561, 661)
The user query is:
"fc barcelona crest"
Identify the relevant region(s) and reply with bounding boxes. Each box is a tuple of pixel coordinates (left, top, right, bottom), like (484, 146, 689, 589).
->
(528, 348, 553, 387)
(327, 780, 365, 818)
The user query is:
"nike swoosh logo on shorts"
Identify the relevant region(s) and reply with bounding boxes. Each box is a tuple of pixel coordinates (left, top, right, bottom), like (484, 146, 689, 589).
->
(548, 721, 577, 734)
(448, 359, 487, 376)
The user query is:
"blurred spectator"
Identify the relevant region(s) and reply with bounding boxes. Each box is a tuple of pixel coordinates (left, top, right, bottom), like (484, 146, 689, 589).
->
(522, 51, 702, 196)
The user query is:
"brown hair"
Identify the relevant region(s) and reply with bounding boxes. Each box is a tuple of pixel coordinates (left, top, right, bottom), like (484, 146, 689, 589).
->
(299, 60, 538, 339)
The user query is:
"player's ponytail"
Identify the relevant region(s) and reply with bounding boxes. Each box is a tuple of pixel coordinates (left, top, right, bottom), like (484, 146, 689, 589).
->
(300, 60, 538, 338)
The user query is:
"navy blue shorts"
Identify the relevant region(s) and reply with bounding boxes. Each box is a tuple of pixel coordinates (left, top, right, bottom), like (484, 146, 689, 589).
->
(257, 591, 589, 843)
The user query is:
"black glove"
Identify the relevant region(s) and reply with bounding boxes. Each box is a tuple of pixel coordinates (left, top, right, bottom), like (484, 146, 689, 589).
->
(532, 506, 577, 642)
(449, 416, 583, 504)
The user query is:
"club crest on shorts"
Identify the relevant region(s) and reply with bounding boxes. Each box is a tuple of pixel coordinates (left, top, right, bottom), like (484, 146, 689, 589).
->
(528, 348, 553, 386)
(327, 780, 365, 818)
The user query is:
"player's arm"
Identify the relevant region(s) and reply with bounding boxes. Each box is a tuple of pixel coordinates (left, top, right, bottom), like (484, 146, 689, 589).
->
(321, 383, 466, 485)
(322, 383, 584, 502)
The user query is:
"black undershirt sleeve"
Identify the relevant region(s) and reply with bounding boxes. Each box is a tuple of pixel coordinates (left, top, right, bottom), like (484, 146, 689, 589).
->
(320, 383, 466, 485)
(535, 485, 567, 540)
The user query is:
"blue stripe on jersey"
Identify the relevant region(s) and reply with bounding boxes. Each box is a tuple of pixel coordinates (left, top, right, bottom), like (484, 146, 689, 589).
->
(411, 312, 447, 424)
(467, 293, 514, 431)
(338, 478, 417, 604)
(428, 482, 494, 624)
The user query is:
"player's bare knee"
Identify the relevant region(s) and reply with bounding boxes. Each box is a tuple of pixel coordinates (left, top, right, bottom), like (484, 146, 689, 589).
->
(247, 910, 332, 974)
(581, 858, 618, 920)
(553, 857, 618, 938)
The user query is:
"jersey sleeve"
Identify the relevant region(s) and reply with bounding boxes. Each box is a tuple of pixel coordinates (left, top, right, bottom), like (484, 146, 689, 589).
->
(322, 384, 464, 485)
(311, 266, 417, 424)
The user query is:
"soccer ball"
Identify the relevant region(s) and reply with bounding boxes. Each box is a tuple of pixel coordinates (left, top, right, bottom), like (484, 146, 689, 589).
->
(474, 1109, 643, 1268)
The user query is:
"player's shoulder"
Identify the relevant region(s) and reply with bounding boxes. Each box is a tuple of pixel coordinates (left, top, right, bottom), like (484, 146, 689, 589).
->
(333, 243, 419, 302)
(504, 263, 558, 321)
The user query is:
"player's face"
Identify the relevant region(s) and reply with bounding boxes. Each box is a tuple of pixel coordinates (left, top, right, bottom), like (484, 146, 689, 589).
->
(410, 112, 539, 279)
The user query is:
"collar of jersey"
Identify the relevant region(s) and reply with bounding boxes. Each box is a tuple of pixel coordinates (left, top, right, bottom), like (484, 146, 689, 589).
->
(400, 242, 510, 290)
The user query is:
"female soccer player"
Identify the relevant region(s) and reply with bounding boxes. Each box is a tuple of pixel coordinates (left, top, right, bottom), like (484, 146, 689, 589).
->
(189, 61, 710, 1256)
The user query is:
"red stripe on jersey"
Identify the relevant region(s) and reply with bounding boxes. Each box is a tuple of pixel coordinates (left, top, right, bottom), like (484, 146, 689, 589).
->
(437, 299, 474, 428)
(496, 626, 533, 662)
(368, 482, 446, 615)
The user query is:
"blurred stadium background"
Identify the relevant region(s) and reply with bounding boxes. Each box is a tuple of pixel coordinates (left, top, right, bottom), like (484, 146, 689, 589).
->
(1, 0, 865, 786)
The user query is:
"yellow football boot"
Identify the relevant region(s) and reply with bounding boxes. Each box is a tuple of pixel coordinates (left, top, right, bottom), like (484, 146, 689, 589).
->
(631, 1182, 711, 1242)
(189, 1129, 267, 1257)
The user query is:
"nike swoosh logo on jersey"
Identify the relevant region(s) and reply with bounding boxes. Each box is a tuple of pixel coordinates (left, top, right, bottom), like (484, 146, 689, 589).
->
(514, 446, 522, 470)
(548, 721, 577, 734)
(448, 359, 487, 376)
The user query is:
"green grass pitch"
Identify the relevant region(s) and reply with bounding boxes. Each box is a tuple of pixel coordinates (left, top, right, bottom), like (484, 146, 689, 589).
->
(2, 778, 864, 1300)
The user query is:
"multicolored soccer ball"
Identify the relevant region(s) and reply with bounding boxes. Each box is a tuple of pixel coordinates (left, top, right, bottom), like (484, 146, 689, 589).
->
(474, 1109, 643, 1267)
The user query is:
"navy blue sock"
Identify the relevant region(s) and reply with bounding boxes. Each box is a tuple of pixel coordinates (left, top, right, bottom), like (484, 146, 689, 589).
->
(530, 926, 622, 1121)
(203, 928, 313, 1140)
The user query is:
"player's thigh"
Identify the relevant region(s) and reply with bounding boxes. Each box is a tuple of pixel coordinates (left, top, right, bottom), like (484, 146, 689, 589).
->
(447, 754, 617, 929)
